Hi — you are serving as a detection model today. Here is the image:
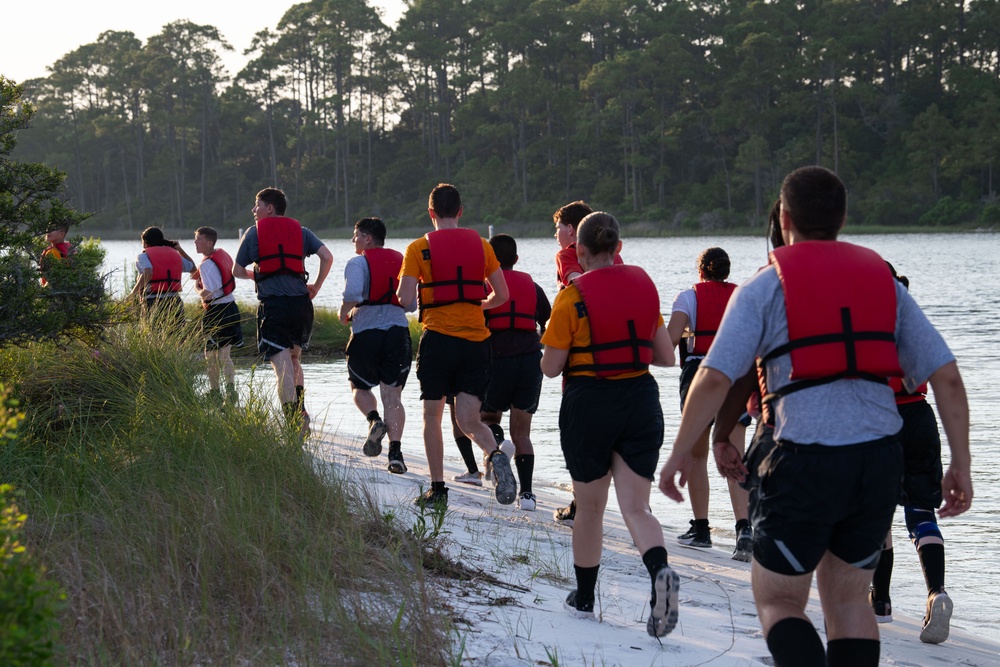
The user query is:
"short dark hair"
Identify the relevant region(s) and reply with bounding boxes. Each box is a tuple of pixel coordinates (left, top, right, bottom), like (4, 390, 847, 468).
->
(697, 247, 731, 281)
(428, 183, 462, 219)
(354, 216, 386, 246)
(780, 166, 846, 240)
(576, 212, 620, 256)
(256, 187, 287, 216)
(553, 200, 593, 230)
(196, 226, 218, 244)
(141, 226, 173, 247)
(489, 234, 517, 268)
(767, 198, 784, 249)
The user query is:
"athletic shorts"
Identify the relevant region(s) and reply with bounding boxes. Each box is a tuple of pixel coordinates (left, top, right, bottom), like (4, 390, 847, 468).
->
(751, 436, 903, 576)
(680, 358, 751, 426)
(203, 301, 244, 352)
(897, 400, 944, 509)
(256, 294, 313, 361)
(144, 294, 184, 324)
(560, 373, 664, 483)
(416, 330, 490, 401)
(482, 351, 543, 414)
(346, 326, 412, 390)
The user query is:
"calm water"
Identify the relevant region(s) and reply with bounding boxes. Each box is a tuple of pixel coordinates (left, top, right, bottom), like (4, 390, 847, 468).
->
(100, 232, 1000, 641)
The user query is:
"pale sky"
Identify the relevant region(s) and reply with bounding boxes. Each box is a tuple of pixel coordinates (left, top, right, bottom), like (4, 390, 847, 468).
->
(2, 0, 407, 84)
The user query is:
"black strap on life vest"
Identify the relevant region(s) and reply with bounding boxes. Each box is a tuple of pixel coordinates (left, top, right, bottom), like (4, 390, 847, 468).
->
(568, 320, 653, 375)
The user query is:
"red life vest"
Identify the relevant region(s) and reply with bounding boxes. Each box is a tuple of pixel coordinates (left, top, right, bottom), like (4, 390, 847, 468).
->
(40, 242, 72, 286)
(361, 247, 403, 308)
(255, 217, 306, 282)
(418, 228, 487, 318)
(486, 269, 537, 331)
(762, 241, 902, 402)
(888, 376, 928, 405)
(691, 281, 737, 355)
(198, 249, 236, 304)
(145, 246, 183, 295)
(569, 265, 660, 378)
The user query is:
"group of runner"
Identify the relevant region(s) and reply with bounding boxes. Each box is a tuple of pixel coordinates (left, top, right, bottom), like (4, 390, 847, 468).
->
(119, 168, 972, 663)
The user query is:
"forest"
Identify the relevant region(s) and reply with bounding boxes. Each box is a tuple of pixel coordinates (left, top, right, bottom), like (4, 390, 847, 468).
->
(11, 0, 1000, 233)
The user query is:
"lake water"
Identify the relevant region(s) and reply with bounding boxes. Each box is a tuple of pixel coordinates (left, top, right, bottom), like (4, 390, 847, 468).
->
(99, 231, 1000, 641)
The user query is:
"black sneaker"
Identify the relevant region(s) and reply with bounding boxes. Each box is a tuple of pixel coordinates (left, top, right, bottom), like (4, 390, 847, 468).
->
(732, 524, 753, 562)
(869, 587, 892, 623)
(647, 565, 680, 637)
(678, 521, 712, 548)
(364, 418, 386, 457)
(553, 500, 576, 527)
(564, 589, 595, 619)
(386, 442, 407, 474)
(489, 449, 517, 505)
(414, 486, 448, 508)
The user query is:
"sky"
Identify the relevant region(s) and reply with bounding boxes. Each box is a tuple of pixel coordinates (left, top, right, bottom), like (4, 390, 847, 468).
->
(1, 0, 407, 85)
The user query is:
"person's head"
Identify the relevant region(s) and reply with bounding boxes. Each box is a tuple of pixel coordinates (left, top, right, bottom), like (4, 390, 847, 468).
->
(575, 212, 621, 271)
(553, 200, 592, 249)
(697, 247, 730, 282)
(194, 226, 218, 255)
(886, 261, 910, 290)
(489, 234, 518, 269)
(141, 226, 175, 249)
(353, 216, 386, 254)
(253, 187, 287, 220)
(45, 224, 69, 245)
(767, 198, 784, 250)
(779, 166, 847, 242)
(428, 183, 462, 221)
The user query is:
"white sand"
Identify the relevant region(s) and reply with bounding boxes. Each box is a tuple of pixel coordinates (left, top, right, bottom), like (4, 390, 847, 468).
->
(312, 430, 998, 666)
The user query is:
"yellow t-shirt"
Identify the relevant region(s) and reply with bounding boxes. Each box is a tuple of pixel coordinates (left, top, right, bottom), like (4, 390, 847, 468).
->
(541, 283, 664, 379)
(400, 234, 501, 342)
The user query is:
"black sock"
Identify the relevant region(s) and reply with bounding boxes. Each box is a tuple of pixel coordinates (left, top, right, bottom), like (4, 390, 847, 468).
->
(735, 518, 750, 532)
(574, 564, 599, 602)
(366, 410, 380, 423)
(295, 385, 305, 409)
(514, 454, 534, 493)
(827, 638, 879, 667)
(871, 547, 893, 601)
(918, 544, 946, 593)
(431, 481, 446, 493)
(693, 518, 709, 529)
(641, 546, 668, 578)
(487, 422, 505, 445)
(765, 617, 824, 667)
(455, 435, 478, 473)
(282, 402, 300, 423)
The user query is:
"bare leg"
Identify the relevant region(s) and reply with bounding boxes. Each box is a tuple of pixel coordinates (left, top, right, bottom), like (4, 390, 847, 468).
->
(727, 423, 749, 522)
(572, 472, 612, 567)
(422, 398, 446, 482)
(454, 392, 500, 455)
(205, 349, 221, 392)
(270, 348, 296, 404)
(219, 345, 235, 387)
(509, 408, 535, 457)
(610, 452, 665, 555)
(380, 383, 405, 441)
(689, 425, 711, 520)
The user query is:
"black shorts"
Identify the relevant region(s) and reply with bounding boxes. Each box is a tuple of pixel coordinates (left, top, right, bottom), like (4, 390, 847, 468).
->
(416, 330, 490, 401)
(560, 374, 664, 483)
(256, 294, 313, 361)
(751, 436, 903, 575)
(897, 400, 944, 509)
(144, 294, 184, 324)
(346, 326, 412, 390)
(680, 358, 751, 426)
(483, 351, 543, 414)
(203, 301, 244, 352)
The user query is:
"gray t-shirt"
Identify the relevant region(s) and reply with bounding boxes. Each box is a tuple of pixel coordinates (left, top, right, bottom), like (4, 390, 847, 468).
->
(342, 254, 410, 332)
(703, 265, 954, 446)
(234, 224, 325, 299)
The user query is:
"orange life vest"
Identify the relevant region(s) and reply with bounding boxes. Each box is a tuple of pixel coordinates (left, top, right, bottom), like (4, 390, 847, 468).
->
(761, 241, 902, 402)
(568, 265, 660, 378)
(486, 269, 537, 331)
(418, 228, 487, 318)
(691, 281, 737, 355)
(255, 217, 306, 282)
(198, 249, 236, 304)
(145, 246, 183, 295)
(361, 247, 403, 308)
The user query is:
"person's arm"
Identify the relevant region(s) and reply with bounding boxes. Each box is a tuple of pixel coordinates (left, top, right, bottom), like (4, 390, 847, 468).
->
(541, 345, 569, 378)
(710, 369, 758, 482)
(397, 275, 418, 310)
(651, 325, 675, 367)
(534, 283, 552, 334)
(659, 366, 733, 502)
(928, 360, 973, 518)
(666, 311, 689, 348)
(480, 267, 508, 311)
(306, 244, 333, 299)
(171, 242, 195, 270)
(127, 269, 151, 299)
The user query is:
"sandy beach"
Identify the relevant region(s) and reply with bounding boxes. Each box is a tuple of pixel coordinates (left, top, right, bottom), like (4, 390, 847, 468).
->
(311, 428, 998, 666)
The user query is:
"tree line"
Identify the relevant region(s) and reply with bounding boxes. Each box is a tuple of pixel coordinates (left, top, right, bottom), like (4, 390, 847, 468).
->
(12, 0, 1000, 233)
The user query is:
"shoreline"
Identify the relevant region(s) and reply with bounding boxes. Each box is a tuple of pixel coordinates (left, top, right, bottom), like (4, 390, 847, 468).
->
(311, 426, 1000, 665)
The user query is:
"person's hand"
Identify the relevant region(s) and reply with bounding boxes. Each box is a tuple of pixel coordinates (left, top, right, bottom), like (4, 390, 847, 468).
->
(307, 283, 320, 299)
(713, 440, 748, 483)
(658, 450, 692, 503)
(938, 464, 973, 518)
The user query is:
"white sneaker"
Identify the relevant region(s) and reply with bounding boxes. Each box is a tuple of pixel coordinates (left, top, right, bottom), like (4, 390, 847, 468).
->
(518, 492, 536, 511)
(499, 439, 515, 459)
(452, 470, 483, 486)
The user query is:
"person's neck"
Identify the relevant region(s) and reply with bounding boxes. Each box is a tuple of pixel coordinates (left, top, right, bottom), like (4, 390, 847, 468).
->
(433, 218, 460, 229)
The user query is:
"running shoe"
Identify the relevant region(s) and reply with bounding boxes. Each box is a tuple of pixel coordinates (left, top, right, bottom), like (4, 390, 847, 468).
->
(869, 588, 892, 623)
(518, 491, 537, 511)
(564, 589, 595, 619)
(485, 440, 515, 481)
(386, 442, 407, 474)
(452, 470, 483, 486)
(647, 564, 680, 637)
(489, 449, 517, 505)
(553, 500, 576, 527)
(678, 521, 712, 548)
(414, 486, 448, 509)
(920, 590, 953, 644)
(364, 417, 386, 457)
(732, 524, 753, 562)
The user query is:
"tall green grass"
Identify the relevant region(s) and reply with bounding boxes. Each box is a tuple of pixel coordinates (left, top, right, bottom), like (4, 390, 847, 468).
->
(0, 317, 453, 665)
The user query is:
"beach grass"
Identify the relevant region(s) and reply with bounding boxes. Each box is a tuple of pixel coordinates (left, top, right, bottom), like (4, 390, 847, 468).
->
(0, 317, 453, 665)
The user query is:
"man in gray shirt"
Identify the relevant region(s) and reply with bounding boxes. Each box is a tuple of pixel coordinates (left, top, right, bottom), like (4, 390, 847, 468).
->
(659, 166, 972, 667)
